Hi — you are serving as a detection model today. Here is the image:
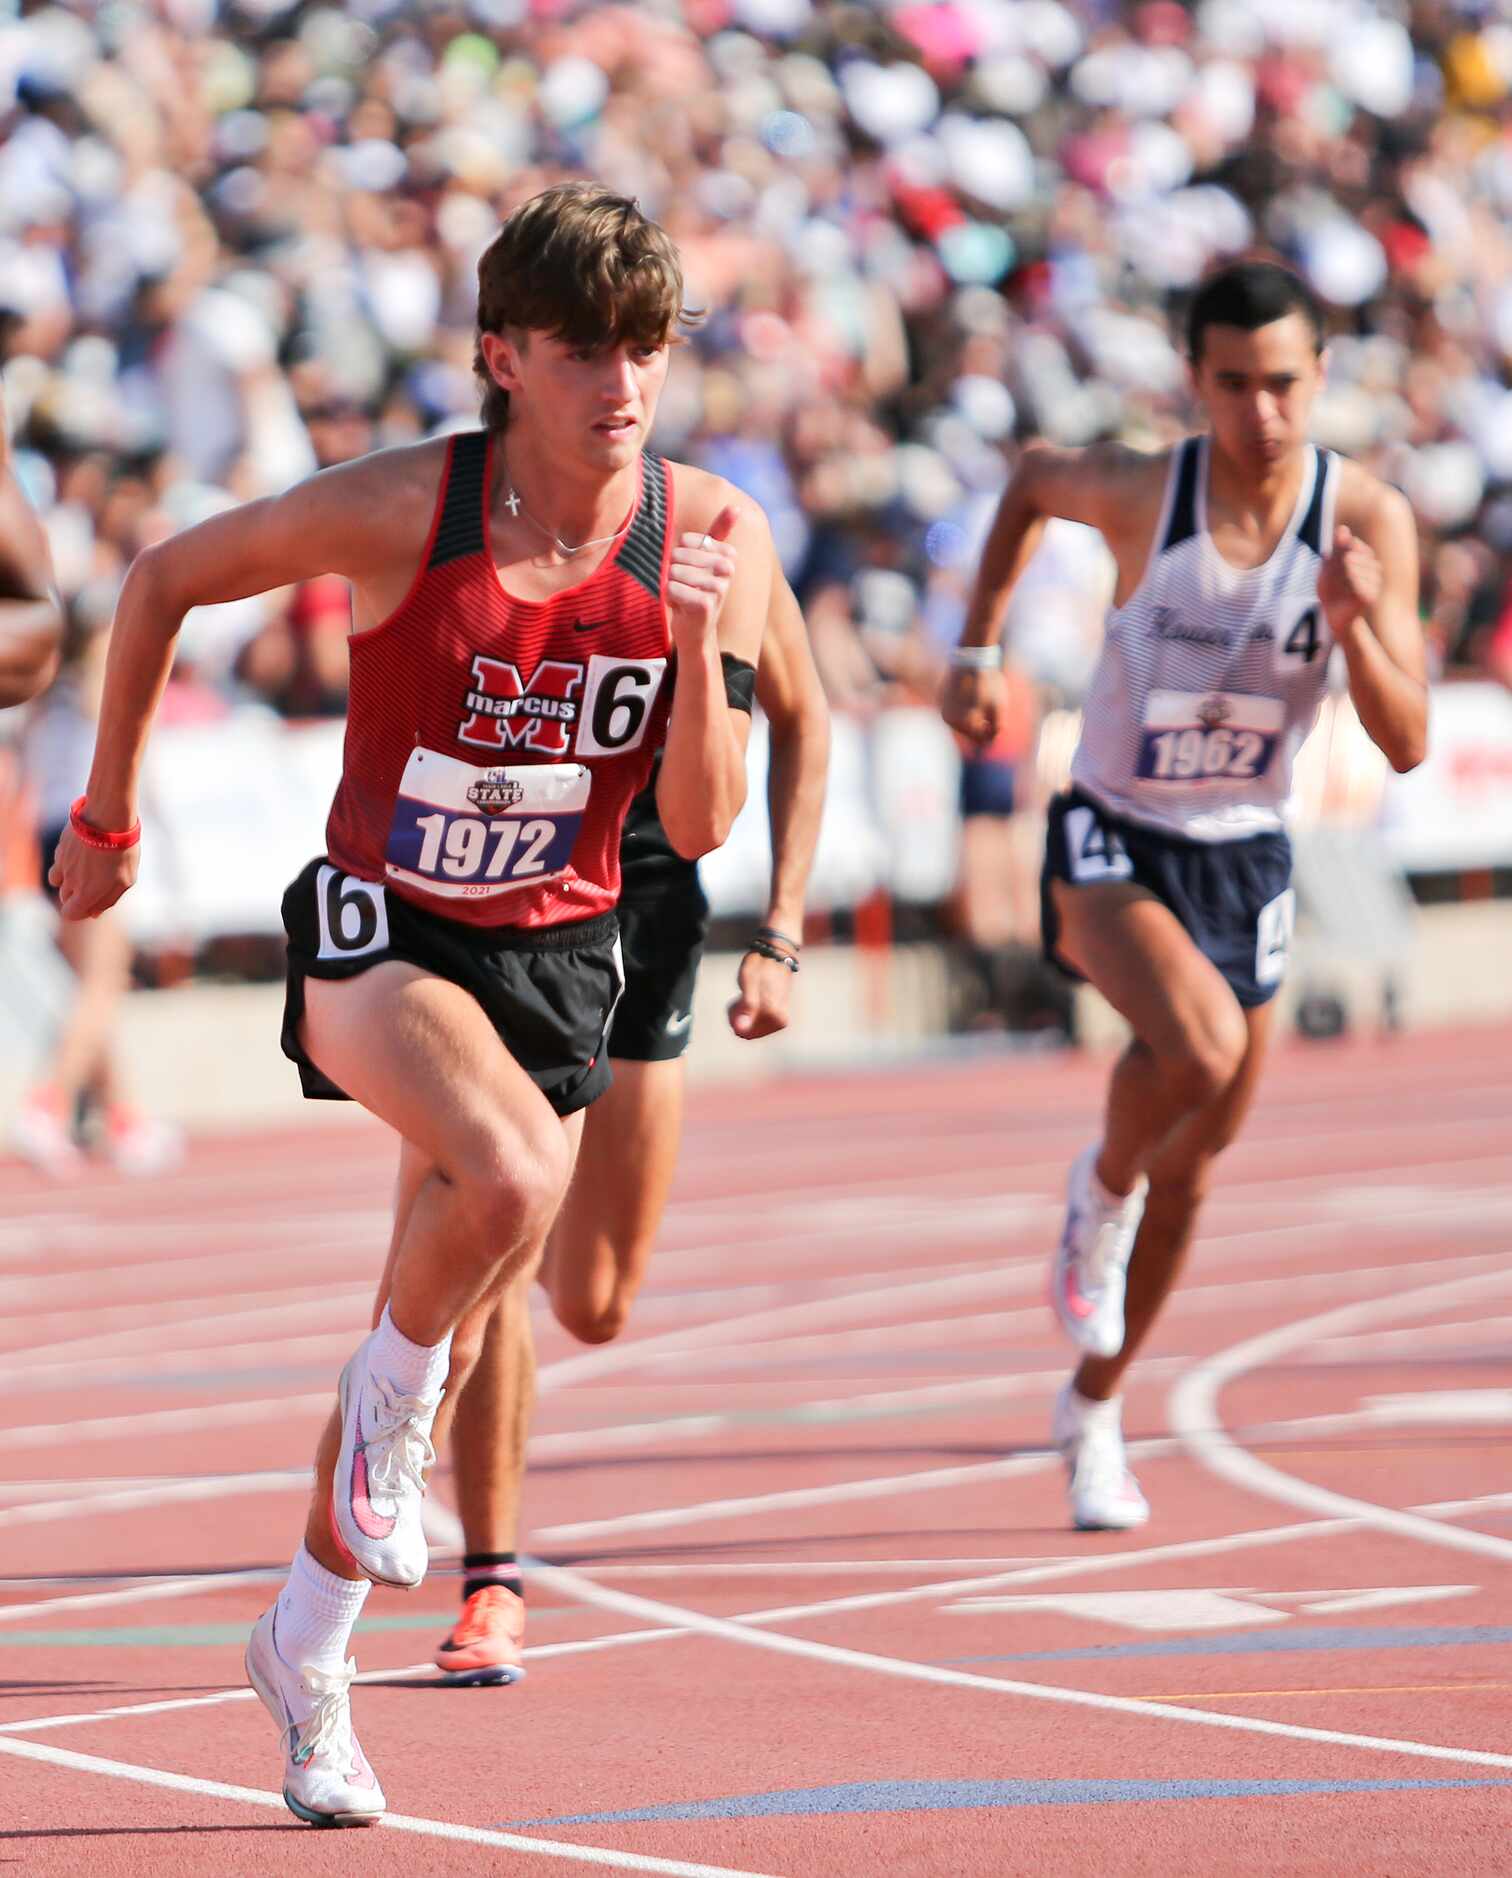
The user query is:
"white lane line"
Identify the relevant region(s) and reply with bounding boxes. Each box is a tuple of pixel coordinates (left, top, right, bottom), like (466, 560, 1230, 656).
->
(633, 1250, 1510, 1369)
(536, 1259, 1042, 1391)
(1169, 1266, 1512, 1564)
(3, 1291, 372, 1372)
(8, 1487, 1510, 1739)
(532, 1562, 1512, 1774)
(3, 1249, 1496, 1457)
(0, 1470, 312, 1531)
(6, 1394, 333, 1454)
(0, 1570, 281, 1626)
(538, 1204, 1512, 1394)
(531, 1448, 1082, 1546)
(0, 1736, 776, 1877)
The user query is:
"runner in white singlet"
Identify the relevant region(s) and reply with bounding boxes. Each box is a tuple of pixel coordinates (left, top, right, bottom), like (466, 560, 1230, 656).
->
(943, 259, 1427, 1534)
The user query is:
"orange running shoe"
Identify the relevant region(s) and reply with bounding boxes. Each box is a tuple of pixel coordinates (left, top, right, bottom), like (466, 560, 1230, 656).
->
(433, 1586, 526, 1686)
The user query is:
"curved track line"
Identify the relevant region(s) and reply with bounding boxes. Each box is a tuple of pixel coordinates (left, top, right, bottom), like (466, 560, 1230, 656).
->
(0, 1736, 778, 1876)
(531, 1563, 1512, 1773)
(1169, 1266, 1512, 1563)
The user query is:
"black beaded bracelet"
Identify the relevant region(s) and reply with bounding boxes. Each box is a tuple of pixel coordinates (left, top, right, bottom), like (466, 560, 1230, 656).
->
(747, 938, 800, 973)
(756, 925, 802, 953)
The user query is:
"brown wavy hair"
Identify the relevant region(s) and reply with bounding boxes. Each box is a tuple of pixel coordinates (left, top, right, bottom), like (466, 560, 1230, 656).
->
(473, 182, 701, 431)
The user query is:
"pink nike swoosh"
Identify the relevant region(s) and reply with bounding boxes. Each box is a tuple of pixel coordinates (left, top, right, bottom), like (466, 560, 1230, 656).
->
(349, 1747, 380, 1789)
(350, 1444, 396, 1541)
(1060, 1258, 1094, 1320)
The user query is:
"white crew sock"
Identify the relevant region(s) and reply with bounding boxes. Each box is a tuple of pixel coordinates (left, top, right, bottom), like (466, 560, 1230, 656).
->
(274, 1544, 370, 1674)
(368, 1302, 450, 1402)
(1088, 1154, 1136, 1215)
(1067, 1386, 1123, 1436)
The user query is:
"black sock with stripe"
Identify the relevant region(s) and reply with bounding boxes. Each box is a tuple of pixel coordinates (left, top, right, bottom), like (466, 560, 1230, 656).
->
(463, 1551, 523, 1602)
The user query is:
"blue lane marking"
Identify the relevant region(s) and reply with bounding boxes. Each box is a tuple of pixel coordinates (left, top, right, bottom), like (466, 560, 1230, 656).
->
(502, 1777, 1512, 1826)
(938, 1624, 1512, 1666)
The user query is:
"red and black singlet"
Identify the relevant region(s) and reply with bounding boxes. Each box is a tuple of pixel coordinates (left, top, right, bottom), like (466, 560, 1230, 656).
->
(326, 430, 675, 930)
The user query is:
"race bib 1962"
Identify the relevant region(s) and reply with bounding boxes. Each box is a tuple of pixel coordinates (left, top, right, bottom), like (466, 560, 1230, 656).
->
(1135, 690, 1284, 785)
(384, 747, 590, 901)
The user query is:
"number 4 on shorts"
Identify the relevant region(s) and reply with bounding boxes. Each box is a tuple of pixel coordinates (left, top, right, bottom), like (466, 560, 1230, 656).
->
(1064, 806, 1133, 884)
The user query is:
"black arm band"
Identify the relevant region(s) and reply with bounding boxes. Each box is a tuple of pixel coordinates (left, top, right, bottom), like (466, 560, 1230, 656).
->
(747, 938, 799, 973)
(722, 652, 757, 714)
(757, 925, 801, 953)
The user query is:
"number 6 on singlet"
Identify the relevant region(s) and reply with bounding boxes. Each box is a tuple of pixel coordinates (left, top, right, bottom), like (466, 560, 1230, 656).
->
(574, 655, 668, 757)
(315, 865, 390, 960)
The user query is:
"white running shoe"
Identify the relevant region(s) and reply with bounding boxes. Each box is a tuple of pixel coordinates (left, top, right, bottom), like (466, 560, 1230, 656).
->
(1050, 1145, 1147, 1359)
(101, 1108, 184, 1176)
(8, 1094, 83, 1176)
(244, 1606, 384, 1828)
(1052, 1383, 1150, 1532)
(331, 1336, 438, 1589)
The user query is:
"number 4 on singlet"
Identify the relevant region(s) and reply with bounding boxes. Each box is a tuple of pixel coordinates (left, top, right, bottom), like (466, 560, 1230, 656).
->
(1064, 806, 1133, 884)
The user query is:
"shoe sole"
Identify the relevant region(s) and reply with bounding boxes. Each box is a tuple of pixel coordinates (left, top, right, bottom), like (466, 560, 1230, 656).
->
(1073, 1509, 1150, 1532)
(283, 1789, 384, 1828)
(434, 1663, 527, 1688)
(333, 1354, 423, 1591)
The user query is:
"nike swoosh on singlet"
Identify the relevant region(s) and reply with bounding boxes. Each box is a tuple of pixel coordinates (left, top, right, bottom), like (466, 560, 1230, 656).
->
(571, 619, 603, 633)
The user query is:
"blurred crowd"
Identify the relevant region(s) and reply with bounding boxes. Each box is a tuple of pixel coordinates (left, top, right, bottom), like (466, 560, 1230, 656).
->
(2, 0, 1511, 714)
(1, 0, 1511, 1048)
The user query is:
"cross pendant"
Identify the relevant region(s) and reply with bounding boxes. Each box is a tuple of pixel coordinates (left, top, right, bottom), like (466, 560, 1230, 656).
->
(504, 487, 521, 517)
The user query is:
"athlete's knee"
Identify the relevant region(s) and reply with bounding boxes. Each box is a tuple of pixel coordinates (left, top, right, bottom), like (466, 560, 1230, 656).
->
(553, 1292, 628, 1345)
(451, 1124, 571, 1269)
(1163, 1010, 1246, 1112)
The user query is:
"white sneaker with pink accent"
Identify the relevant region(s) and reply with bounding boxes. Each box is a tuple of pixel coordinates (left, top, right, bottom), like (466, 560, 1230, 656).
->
(245, 1605, 385, 1827)
(1052, 1383, 1150, 1532)
(1049, 1145, 1147, 1359)
(331, 1335, 439, 1590)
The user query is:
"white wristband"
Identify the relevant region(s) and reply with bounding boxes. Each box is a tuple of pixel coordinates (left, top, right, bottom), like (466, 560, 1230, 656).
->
(950, 643, 1004, 671)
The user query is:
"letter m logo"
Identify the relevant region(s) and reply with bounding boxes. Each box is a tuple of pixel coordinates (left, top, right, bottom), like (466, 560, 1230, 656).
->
(458, 657, 583, 756)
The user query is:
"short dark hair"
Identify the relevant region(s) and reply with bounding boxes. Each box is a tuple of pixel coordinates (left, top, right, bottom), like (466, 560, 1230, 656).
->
(474, 182, 699, 432)
(1186, 259, 1325, 363)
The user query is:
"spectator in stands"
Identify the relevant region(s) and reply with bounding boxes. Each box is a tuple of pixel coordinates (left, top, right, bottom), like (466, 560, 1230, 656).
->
(10, 592, 183, 1175)
(1, 0, 1509, 1010)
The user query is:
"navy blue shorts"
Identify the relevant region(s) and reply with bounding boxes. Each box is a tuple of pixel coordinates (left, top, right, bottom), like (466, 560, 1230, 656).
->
(959, 756, 1017, 819)
(1040, 790, 1294, 1009)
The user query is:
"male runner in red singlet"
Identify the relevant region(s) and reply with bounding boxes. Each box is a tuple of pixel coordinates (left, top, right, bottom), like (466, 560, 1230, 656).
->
(423, 568, 830, 1684)
(51, 182, 775, 1827)
(0, 414, 64, 709)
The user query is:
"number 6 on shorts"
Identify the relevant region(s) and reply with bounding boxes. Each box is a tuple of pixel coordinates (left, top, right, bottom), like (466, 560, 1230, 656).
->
(315, 865, 390, 961)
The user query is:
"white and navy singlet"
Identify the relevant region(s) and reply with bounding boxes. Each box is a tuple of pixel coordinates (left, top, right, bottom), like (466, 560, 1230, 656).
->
(1071, 436, 1338, 843)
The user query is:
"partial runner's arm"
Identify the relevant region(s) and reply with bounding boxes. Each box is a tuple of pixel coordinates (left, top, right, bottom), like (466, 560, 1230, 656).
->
(52, 447, 439, 919)
(657, 472, 772, 859)
(0, 425, 64, 708)
(943, 443, 1157, 748)
(730, 569, 830, 1040)
(1325, 474, 1427, 774)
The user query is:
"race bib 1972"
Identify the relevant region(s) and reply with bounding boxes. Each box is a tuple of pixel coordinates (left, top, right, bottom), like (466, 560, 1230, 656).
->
(1135, 690, 1284, 785)
(384, 747, 590, 901)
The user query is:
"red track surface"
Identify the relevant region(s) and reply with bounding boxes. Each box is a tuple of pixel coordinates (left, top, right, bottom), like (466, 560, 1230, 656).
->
(4, 1026, 1512, 1874)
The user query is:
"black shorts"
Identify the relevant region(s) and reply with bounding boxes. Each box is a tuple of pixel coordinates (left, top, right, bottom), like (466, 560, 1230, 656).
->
(1041, 790, 1294, 1009)
(280, 858, 622, 1117)
(607, 776, 710, 1063)
(37, 824, 66, 905)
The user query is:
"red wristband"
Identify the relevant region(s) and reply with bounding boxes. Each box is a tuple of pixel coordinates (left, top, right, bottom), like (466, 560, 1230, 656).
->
(69, 795, 141, 852)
